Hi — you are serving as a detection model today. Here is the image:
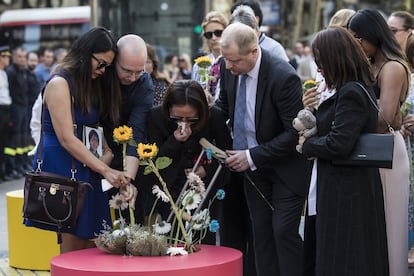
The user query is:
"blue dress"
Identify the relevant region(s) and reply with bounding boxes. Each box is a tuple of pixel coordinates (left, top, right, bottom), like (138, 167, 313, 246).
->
(25, 69, 111, 239)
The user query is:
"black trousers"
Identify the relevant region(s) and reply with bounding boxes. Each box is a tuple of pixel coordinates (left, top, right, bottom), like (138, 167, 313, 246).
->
(0, 105, 10, 175)
(303, 214, 316, 276)
(244, 168, 305, 276)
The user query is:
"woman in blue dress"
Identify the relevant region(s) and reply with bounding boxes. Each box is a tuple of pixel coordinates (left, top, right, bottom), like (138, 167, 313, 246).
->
(25, 27, 131, 253)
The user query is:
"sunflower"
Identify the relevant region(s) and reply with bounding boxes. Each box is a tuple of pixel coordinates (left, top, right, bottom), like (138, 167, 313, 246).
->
(137, 143, 158, 159)
(113, 125, 133, 144)
(303, 79, 317, 93)
(194, 56, 213, 68)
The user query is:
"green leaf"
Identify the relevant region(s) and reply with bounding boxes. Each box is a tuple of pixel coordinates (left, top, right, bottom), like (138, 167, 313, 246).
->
(401, 102, 412, 118)
(155, 157, 172, 170)
(128, 139, 137, 147)
(139, 160, 149, 166)
(143, 166, 153, 175)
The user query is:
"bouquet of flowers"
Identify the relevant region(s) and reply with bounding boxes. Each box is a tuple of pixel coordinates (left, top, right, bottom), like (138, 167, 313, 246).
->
(95, 139, 225, 256)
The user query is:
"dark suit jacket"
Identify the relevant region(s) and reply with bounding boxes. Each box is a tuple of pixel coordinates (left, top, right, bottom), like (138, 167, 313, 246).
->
(101, 73, 154, 170)
(216, 48, 309, 196)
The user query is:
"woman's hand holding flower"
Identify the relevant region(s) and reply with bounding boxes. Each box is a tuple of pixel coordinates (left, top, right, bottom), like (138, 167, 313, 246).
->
(401, 114, 414, 137)
(120, 184, 138, 210)
(302, 86, 319, 109)
(103, 168, 130, 188)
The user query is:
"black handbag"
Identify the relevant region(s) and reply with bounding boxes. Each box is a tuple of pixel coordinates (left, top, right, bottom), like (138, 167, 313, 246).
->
(23, 95, 92, 243)
(332, 83, 394, 169)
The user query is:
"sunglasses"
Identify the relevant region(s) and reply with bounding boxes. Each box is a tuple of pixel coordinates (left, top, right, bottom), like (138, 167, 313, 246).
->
(203, 29, 223, 39)
(92, 55, 112, 70)
(169, 115, 199, 124)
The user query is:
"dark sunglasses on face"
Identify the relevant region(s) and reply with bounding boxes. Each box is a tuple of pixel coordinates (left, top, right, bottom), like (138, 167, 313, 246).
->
(169, 115, 199, 124)
(92, 55, 112, 70)
(203, 29, 223, 39)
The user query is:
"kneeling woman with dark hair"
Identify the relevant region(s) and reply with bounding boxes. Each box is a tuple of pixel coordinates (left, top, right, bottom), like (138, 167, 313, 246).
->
(140, 80, 232, 245)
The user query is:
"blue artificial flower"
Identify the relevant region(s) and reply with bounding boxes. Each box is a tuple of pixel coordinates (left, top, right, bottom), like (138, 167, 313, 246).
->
(209, 219, 220, 233)
(216, 189, 225, 200)
(206, 148, 212, 160)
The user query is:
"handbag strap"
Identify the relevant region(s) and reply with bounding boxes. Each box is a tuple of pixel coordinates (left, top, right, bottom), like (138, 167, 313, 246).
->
(353, 82, 395, 134)
(36, 77, 77, 180)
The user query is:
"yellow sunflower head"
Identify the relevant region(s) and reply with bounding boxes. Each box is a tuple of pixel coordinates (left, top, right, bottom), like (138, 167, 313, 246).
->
(113, 125, 133, 144)
(194, 56, 212, 68)
(303, 79, 317, 93)
(137, 143, 158, 159)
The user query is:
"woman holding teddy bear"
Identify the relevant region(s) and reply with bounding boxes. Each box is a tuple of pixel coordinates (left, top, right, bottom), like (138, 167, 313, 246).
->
(298, 26, 388, 276)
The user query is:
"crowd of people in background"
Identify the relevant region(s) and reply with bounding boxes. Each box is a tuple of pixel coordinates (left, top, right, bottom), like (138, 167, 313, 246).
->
(3, 0, 414, 275)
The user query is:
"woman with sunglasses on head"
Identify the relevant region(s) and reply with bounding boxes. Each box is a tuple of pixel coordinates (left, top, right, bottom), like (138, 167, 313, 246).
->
(192, 11, 228, 99)
(348, 8, 411, 276)
(24, 27, 130, 253)
(142, 79, 231, 244)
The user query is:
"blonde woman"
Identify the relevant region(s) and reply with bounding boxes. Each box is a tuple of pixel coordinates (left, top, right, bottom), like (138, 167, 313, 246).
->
(192, 10, 228, 97)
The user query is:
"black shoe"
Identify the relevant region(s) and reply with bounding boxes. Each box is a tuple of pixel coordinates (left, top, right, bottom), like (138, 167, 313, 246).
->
(3, 170, 19, 181)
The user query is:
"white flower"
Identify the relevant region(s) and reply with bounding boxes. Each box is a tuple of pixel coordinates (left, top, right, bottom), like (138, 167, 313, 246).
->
(111, 229, 127, 238)
(153, 220, 171, 234)
(167, 246, 188, 256)
(187, 172, 206, 194)
(109, 194, 128, 210)
(187, 172, 202, 184)
(152, 185, 169, 202)
(191, 209, 211, 230)
(181, 190, 202, 211)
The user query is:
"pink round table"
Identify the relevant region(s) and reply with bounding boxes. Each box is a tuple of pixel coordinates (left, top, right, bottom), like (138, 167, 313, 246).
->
(50, 245, 242, 276)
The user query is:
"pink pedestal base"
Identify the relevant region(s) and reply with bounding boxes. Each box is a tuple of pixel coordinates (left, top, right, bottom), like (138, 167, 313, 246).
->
(50, 245, 242, 276)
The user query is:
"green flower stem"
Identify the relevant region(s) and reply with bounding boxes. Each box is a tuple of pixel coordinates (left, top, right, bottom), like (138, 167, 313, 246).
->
(148, 197, 159, 228)
(148, 159, 191, 248)
(122, 143, 127, 171)
(169, 216, 177, 243)
(122, 143, 135, 227)
(118, 208, 123, 221)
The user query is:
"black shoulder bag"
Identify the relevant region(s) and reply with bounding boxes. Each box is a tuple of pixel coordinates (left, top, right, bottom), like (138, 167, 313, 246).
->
(332, 82, 394, 169)
(23, 96, 91, 243)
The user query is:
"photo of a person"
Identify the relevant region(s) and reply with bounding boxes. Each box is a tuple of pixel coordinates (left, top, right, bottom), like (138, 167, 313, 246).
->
(85, 127, 103, 159)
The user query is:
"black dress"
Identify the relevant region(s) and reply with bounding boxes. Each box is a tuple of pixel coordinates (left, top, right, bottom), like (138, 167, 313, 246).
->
(302, 82, 389, 276)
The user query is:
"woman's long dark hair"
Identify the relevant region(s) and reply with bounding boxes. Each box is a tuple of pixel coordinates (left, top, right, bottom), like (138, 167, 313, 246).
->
(312, 26, 375, 89)
(56, 26, 121, 123)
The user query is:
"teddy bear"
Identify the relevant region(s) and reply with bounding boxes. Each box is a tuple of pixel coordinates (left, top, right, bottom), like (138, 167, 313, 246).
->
(292, 108, 317, 153)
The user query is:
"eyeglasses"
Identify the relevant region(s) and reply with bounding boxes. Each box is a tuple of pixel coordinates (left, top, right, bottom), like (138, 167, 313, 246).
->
(118, 63, 146, 78)
(203, 29, 223, 39)
(390, 28, 407, 34)
(92, 55, 111, 70)
(169, 115, 199, 124)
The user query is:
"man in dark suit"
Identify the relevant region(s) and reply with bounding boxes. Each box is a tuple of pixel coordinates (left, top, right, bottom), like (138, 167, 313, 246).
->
(215, 22, 310, 276)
